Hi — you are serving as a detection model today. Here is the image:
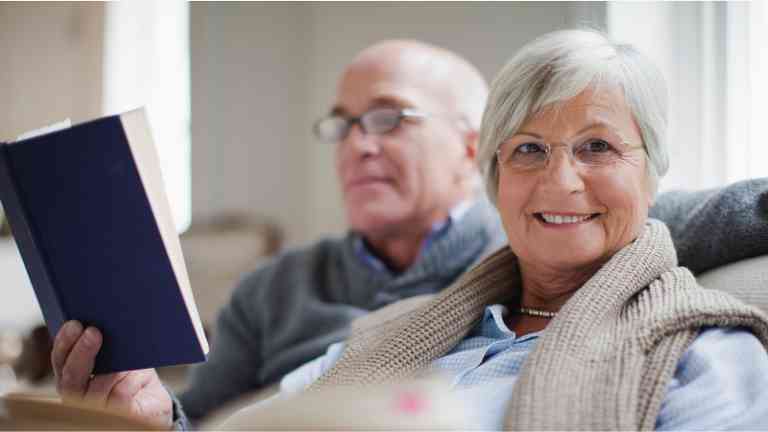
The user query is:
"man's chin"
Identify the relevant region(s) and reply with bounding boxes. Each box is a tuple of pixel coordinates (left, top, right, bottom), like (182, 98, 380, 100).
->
(345, 180, 397, 196)
(347, 207, 411, 236)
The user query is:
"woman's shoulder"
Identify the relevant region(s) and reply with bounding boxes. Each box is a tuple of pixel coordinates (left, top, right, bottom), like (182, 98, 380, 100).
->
(680, 326, 766, 373)
(674, 326, 767, 389)
(350, 294, 436, 334)
(656, 326, 768, 430)
(629, 270, 768, 346)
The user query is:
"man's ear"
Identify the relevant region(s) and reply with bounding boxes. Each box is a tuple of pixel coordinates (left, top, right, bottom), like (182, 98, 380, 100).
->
(463, 128, 479, 164)
(455, 128, 479, 185)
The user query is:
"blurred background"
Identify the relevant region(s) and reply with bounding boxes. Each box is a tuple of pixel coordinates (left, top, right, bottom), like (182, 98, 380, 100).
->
(0, 0, 766, 388)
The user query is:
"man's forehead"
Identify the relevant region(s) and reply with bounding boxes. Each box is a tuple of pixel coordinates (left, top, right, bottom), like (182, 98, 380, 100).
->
(332, 49, 454, 112)
(331, 82, 435, 115)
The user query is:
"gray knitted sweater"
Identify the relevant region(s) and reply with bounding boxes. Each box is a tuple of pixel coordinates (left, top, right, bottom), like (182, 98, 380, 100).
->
(179, 198, 506, 421)
(178, 179, 768, 423)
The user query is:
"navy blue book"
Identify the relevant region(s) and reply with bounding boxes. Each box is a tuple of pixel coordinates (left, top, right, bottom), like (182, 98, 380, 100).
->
(0, 109, 208, 374)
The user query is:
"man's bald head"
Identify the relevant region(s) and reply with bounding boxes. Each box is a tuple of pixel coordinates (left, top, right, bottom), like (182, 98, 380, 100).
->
(329, 39, 487, 266)
(340, 40, 488, 129)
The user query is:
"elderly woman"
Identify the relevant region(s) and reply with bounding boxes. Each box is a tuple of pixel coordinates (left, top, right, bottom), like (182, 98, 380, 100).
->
(232, 30, 768, 429)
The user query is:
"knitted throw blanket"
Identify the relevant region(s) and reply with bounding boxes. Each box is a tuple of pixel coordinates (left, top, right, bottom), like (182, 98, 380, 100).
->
(309, 220, 768, 430)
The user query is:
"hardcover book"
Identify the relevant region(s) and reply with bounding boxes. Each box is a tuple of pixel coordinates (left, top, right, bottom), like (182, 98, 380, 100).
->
(0, 109, 208, 374)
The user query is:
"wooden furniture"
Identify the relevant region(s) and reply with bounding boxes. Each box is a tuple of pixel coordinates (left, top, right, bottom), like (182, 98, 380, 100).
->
(0, 392, 162, 430)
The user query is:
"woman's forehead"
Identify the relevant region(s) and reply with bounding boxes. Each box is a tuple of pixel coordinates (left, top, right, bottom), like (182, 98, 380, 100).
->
(519, 87, 638, 138)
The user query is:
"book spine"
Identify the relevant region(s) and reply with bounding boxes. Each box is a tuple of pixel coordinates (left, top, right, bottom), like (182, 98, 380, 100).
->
(0, 143, 67, 337)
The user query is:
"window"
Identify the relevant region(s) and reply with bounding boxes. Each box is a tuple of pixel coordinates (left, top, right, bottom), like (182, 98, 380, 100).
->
(745, 1, 768, 179)
(102, 1, 191, 232)
(608, 2, 767, 191)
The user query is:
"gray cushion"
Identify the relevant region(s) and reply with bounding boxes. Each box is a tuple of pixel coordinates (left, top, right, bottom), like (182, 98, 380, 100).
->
(698, 255, 768, 315)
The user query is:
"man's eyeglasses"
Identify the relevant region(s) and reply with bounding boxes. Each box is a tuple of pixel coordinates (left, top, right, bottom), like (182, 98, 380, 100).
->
(496, 139, 645, 172)
(313, 107, 428, 143)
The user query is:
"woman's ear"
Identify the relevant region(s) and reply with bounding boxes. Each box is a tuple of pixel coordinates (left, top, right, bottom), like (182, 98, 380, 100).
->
(646, 180, 656, 208)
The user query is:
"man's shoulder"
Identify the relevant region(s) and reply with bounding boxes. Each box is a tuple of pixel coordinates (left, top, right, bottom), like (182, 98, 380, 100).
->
(268, 235, 348, 269)
(230, 234, 351, 299)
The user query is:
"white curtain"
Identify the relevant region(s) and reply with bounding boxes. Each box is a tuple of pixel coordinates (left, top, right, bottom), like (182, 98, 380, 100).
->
(608, 2, 767, 192)
(745, 1, 768, 179)
(102, 1, 191, 232)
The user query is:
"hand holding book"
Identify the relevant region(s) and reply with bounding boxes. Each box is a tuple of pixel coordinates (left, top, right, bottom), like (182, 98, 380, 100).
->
(0, 109, 207, 429)
(51, 320, 173, 430)
(0, 108, 209, 374)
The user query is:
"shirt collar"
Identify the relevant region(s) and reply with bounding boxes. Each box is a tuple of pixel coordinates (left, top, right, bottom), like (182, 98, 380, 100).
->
(474, 304, 544, 342)
(354, 199, 475, 275)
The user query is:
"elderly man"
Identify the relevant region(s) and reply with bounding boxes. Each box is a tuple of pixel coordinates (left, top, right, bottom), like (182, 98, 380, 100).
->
(50, 39, 768, 429)
(180, 40, 501, 421)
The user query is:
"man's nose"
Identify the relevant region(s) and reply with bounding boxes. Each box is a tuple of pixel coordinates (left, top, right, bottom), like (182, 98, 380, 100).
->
(342, 123, 380, 157)
(542, 147, 586, 194)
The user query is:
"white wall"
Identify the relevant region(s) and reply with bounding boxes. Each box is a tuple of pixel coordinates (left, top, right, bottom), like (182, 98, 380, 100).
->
(0, 3, 103, 139)
(0, 3, 104, 331)
(607, 2, 763, 192)
(608, 2, 721, 192)
(190, 2, 597, 246)
(190, 3, 313, 245)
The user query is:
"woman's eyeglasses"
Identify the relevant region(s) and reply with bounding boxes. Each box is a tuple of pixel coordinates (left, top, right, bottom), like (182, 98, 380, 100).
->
(313, 107, 428, 143)
(496, 139, 645, 172)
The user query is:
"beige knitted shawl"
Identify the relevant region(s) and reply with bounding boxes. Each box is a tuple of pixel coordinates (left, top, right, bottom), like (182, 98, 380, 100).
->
(309, 220, 768, 430)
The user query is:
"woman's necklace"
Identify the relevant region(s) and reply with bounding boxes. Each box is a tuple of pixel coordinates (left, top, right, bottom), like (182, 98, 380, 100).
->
(516, 307, 558, 319)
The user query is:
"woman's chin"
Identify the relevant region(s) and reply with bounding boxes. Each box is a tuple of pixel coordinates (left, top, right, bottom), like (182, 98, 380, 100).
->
(528, 244, 608, 272)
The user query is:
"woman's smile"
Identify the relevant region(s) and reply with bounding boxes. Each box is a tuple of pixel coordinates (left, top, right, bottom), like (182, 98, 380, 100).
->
(533, 212, 602, 229)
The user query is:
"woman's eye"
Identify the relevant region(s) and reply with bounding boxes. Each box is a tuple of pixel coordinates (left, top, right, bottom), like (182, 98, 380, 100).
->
(516, 143, 545, 154)
(584, 139, 612, 152)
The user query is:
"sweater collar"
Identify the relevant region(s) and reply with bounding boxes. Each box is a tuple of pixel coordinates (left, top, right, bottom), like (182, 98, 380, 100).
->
(315, 220, 679, 387)
(341, 197, 506, 304)
(352, 199, 476, 275)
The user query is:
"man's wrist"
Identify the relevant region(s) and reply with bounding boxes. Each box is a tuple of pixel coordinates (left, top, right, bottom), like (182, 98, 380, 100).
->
(165, 385, 191, 431)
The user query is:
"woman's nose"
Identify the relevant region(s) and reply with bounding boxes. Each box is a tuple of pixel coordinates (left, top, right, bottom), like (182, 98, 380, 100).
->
(542, 147, 586, 194)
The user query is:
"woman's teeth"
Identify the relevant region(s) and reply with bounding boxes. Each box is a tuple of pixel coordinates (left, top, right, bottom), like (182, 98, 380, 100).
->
(540, 213, 593, 224)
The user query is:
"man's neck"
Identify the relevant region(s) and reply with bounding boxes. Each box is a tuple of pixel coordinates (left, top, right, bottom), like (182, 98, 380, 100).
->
(363, 230, 430, 273)
(362, 198, 474, 272)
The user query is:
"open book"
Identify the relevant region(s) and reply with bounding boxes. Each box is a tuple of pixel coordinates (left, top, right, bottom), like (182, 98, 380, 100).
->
(219, 379, 469, 430)
(0, 109, 208, 373)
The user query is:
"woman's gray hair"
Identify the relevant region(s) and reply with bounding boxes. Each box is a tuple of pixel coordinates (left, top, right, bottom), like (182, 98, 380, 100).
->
(478, 29, 669, 204)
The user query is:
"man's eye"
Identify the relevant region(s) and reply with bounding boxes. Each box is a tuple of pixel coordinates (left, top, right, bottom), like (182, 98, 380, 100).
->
(515, 143, 545, 154)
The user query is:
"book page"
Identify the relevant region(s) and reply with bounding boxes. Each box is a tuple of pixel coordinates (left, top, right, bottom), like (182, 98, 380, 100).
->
(15, 119, 72, 142)
(119, 108, 209, 354)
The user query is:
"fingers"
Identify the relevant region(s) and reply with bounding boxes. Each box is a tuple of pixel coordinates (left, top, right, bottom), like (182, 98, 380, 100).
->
(51, 320, 83, 379)
(53, 323, 103, 401)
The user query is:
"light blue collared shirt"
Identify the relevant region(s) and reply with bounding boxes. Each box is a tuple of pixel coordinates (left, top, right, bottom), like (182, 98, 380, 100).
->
(276, 304, 768, 430)
(354, 200, 474, 274)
